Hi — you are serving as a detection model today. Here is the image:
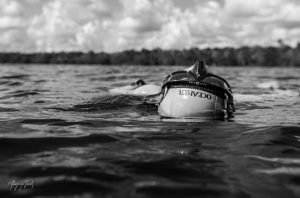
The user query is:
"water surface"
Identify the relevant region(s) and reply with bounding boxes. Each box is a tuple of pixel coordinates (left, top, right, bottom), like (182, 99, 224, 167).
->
(0, 64, 299, 198)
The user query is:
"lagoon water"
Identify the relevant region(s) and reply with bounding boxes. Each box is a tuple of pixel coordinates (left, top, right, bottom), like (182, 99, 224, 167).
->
(0, 64, 299, 198)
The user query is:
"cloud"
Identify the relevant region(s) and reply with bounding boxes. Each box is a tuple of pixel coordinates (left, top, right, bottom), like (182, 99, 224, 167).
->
(224, 0, 300, 46)
(119, 0, 169, 34)
(0, 0, 22, 15)
(0, 16, 23, 29)
(0, 0, 33, 51)
(0, 0, 24, 29)
(0, 0, 300, 52)
(26, 0, 122, 51)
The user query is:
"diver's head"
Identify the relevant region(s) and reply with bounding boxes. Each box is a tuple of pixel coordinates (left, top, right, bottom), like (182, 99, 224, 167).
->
(158, 60, 234, 118)
(163, 60, 208, 83)
(131, 79, 146, 86)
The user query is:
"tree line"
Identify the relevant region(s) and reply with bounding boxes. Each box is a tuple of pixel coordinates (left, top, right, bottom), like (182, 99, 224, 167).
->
(1, 44, 300, 66)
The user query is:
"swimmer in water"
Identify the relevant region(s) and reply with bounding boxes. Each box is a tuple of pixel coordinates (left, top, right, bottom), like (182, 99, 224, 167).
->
(110, 60, 235, 118)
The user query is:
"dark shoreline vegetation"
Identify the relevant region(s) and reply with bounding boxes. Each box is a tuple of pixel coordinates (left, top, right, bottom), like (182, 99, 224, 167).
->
(1, 44, 300, 67)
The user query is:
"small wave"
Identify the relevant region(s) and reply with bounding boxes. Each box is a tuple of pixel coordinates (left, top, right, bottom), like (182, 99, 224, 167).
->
(0, 74, 30, 79)
(34, 100, 46, 104)
(7, 82, 22, 86)
(136, 184, 229, 198)
(234, 89, 299, 102)
(119, 156, 223, 182)
(80, 95, 145, 105)
(0, 80, 10, 85)
(20, 118, 95, 127)
(255, 167, 300, 175)
(13, 166, 129, 182)
(246, 155, 300, 165)
(0, 81, 22, 86)
(257, 81, 279, 89)
(236, 102, 272, 111)
(33, 79, 47, 83)
(68, 95, 157, 112)
(268, 127, 300, 149)
(0, 134, 118, 157)
(14, 179, 114, 197)
(276, 76, 300, 80)
(0, 107, 19, 112)
(90, 74, 129, 81)
(20, 118, 66, 124)
(6, 90, 39, 98)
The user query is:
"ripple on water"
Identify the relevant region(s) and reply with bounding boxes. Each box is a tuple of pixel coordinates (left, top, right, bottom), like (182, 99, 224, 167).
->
(0, 74, 30, 79)
(0, 90, 39, 99)
(0, 134, 118, 159)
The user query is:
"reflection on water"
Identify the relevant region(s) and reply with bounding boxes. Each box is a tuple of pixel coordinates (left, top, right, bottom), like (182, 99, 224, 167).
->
(0, 65, 299, 197)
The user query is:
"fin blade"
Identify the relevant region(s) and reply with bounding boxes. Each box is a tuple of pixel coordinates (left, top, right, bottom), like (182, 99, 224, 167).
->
(187, 60, 208, 76)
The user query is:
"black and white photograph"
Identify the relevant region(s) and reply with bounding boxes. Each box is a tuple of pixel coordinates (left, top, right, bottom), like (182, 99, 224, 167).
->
(0, 0, 299, 197)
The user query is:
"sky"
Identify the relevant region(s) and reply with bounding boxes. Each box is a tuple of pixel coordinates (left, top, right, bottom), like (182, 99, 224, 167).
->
(0, 0, 300, 52)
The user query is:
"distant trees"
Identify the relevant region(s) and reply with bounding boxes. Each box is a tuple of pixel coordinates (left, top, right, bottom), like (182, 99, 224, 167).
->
(0, 44, 300, 66)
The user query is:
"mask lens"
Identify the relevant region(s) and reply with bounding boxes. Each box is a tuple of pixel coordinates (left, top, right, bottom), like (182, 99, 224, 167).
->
(167, 72, 197, 81)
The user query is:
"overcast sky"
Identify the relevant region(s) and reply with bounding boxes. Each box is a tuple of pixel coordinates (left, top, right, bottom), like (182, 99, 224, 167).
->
(1, 0, 300, 52)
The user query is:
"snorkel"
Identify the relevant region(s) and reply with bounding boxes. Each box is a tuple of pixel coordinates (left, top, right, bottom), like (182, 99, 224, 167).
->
(158, 60, 235, 118)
